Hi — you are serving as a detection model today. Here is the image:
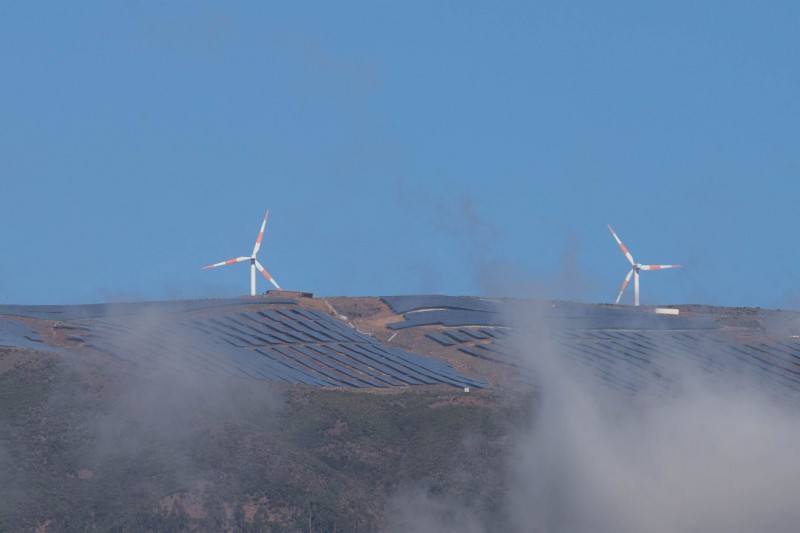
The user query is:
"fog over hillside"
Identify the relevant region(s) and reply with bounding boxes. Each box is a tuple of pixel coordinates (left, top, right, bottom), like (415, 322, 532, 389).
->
(3, 294, 800, 531)
(389, 302, 800, 533)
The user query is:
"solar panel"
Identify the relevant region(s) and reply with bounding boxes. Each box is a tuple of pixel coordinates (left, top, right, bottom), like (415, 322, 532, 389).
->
(290, 307, 319, 321)
(459, 345, 496, 359)
(264, 346, 341, 386)
(381, 295, 503, 315)
(316, 345, 408, 386)
(227, 350, 292, 381)
(0, 318, 61, 352)
(276, 308, 305, 322)
(256, 325, 297, 344)
(0, 298, 299, 320)
(304, 345, 395, 387)
(442, 330, 473, 343)
(272, 345, 354, 386)
(425, 332, 456, 346)
(744, 344, 800, 376)
(258, 309, 287, 323)
(225, 315, 272, 336)
(282, 318, 336, 342)
(3, 298, 487, 389)
(387, 310, 507, 330)
(459, 328, 491, 340)
(775, 342, 800, 365)
(301, 311, 364, 341)
(734, 346, 800, 385)
(291, 318, 336, 338)
(343, 343, 430, 385)
(384, 346, 484, 387)
(282, 345, 364, 388)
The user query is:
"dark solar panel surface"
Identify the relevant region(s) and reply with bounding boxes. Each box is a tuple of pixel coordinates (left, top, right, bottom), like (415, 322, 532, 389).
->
(8, 296, 800, 399)
(443, 330, 473, 343)
(384, 296, 717, 331)
(77, 305, 485, 389)
(459, 328, 491, 340)
(443, 327, 800, 400)
(381, 295, 503, 315)
(387, 299, 800, 400)
(0, 318, 60, 352)
(0, 298, 298, 320)
(425, 332, 456, 346)
(388, 310, 506, 329)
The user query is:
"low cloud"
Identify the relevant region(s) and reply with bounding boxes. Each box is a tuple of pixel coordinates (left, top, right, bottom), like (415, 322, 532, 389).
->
(388, 302, 800, 532)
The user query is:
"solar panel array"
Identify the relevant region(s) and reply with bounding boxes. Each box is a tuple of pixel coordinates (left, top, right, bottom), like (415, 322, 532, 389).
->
(78, 306, 485, 389)
(0, 298, 298, 320)
(0, 317, 60, 352)
(423, 325, 800, 399)
(383, 296, 716, 330)
(8, 294, 800, 396)
(382, 295, 502, 314)
(385, 296, 800, 399)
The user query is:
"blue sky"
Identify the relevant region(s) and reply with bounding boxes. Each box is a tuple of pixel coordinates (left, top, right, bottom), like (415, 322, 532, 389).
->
(2, 2, 798, 308)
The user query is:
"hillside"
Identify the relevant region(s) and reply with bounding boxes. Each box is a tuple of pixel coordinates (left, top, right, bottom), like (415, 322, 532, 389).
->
(2, 294, 800, 531)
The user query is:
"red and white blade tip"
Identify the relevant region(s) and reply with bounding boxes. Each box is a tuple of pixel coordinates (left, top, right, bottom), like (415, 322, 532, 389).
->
(615, 268, 634, 305)
(640, 264, 682, 270)
(255, 260, 282, 290)
(251, 210, 270, 257)
(202, 257, 249, 270)
(607, 224, 635, 265)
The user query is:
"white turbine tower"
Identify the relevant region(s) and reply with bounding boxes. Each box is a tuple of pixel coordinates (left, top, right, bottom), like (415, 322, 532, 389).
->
(203, 211, 282, 296)
(608, 224, 680, 306)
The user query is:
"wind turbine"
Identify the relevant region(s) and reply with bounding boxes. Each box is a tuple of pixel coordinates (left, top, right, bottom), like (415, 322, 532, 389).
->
(203, 211, 282, 296)
(607, 224, 680, 306)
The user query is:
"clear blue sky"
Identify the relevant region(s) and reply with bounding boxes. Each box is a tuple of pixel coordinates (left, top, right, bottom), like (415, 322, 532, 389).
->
(2, 2, 798, 308)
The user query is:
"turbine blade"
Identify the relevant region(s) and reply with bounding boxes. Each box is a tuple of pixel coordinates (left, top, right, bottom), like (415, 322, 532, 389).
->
(255, 260, 281, 290)
(202, 257, 250, 270)
(251, 210, 270, 257)
(607, 224, 635, 266)
(615, 268, 634, 305)
(639, 264, 682, 271)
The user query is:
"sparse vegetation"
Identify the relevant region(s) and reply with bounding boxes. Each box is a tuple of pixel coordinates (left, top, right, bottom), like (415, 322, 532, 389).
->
(0, 348, 531, 531)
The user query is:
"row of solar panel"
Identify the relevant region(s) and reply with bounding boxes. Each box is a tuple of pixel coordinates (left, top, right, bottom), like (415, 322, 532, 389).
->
(454, 328, 800, 400)
(0, 318, 60, 352)
(82, 307, 485, 390)
(383, 296, 717, 331)
(385, 298, 799, 399)
(425, 327, 509, 347)
(382, 296, 630, 321)
(560, 332, 800, 386)
(464, 338, 717, 397)
(0, 298, 298, 320)
(393, 310, 718, 331)
(389, 310, 507, 330)
(86, 324, 482, 387)
(381, 295, 504, 315)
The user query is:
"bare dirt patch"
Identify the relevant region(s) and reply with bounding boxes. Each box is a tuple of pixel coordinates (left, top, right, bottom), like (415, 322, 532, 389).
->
(326, 297, 405, 340)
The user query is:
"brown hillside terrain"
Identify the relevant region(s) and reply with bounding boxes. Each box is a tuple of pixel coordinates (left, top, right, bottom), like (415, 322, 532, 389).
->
(2, 295, 800, 530)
